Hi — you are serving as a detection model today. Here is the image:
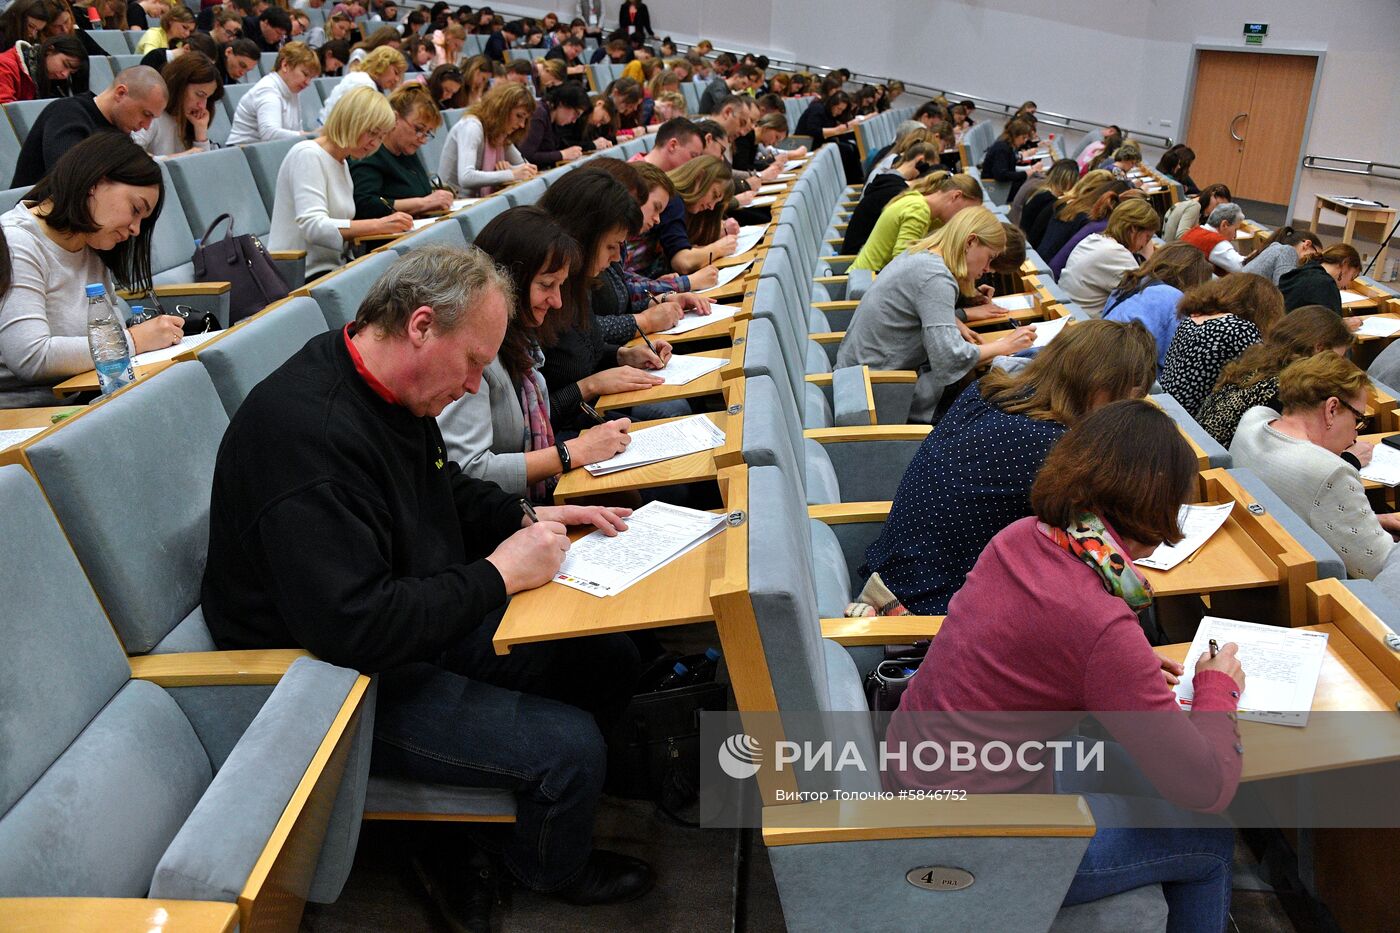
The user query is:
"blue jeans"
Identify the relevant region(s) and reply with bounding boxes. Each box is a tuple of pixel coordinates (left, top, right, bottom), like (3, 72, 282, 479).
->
(370, 614, 640, 891)
(1056, 740, 1235, 933)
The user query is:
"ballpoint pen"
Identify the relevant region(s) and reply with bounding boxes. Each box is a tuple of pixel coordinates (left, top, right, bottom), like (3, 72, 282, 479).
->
(520, 499, 540, 525)
(580, 401, 606, 424)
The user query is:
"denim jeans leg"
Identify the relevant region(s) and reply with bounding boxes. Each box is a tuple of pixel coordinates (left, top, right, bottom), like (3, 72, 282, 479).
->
(371, 661, 608, 891)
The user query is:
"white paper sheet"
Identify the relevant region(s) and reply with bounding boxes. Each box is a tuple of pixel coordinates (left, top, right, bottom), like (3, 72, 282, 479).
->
(757, 184, 788, 195)
(657, 303, 742, 336)
(410, 217, 438, 230)
(1339, 289, 1370, 305)
(696, 260, 755, 294)
(1029, 316, 1069, 348)
(782, 158, 809, 168)
(1360, 441, 1400, 486)
(583, 414, 726, 476)
(450, 198, 482, 211)
(1330, 196, 1387, 208)
(553, 501, 727, 597)
(654, 354, 728, 386)
(733, 223, 769, 255)
(130, 331, 222, 368)
(1174, 616, 1329, 726)
(991, 293, 1037, 311)
(748, 195, 778, 208)
(1356, 316, 1400, 338)
(1136, 502, 1235, 572)
(0, 426, 45, 450)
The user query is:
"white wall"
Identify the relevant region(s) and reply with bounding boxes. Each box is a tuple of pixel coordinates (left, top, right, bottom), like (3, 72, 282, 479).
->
(635, 0, 1400, 229)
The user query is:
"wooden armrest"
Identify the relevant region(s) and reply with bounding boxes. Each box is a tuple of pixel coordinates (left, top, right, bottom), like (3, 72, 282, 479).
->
(762, 795, 1095, 846)
(821, 615, 946, 645)
(267, 249, 307, 261)
(0, 898, 239, 932)
(813, 275, 848, 287)
(809, 331, 844, 345)
(826, 255, 858, 264)
(128, 648, 313, 687)
(807, 500, 892, 524)
(868, 370, 920, 385)
(812, 301, 861, 313)
(116, 282, 230, 299)
(352, 233, 400, 245)
(804, 373, 833, 386)
(805, 425, 931, 444)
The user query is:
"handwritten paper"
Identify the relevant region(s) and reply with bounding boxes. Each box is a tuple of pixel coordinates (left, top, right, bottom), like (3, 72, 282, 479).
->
(654, 354, 727, 386)
(1030, 316, 1069, 348)
(1136, 502, 1234, 572)
(130, 331, 222, 368)
(1175, 616, 1329, 726)
(410, 217, 439, 230)
(583, 414, 726, 476)
(734, 223, 769, 255)
(757, 183, 789, 195)
(748, 195, 778, 208)
(450, 198, 481, 212)
(697, 260, 755, 294)
(553, 501, 727, 597)
(1356, 316, 1400, 338)
(0, 427, 45, 450)
(658, 303, 741, 336)
(1360, 441, 1400, 486)
(991, 293, 1037, 311)
(1339, 289, 1371, 305)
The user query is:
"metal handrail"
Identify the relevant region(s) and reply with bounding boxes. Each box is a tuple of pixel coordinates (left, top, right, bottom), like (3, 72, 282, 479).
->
(1303, 156, 1400, 181)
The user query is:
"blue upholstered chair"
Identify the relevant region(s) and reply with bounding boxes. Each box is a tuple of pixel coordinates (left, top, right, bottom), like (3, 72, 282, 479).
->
(0, 464, 371, 926)
(2, 99, 51, 142)
(306, 248, 401, 329)
(240, 137, 299, 214)
(197, 296, 330, 417)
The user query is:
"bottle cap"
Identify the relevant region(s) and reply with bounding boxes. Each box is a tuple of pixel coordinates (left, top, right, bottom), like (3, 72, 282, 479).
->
(672, 661, 688, 674)
(84, 283, 105, 298)
(705, 647, 721, 661)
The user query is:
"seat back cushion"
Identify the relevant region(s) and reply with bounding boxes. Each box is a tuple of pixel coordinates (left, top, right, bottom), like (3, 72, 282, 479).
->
(199, 297, 329, 417)
(308, 250, 401, 329)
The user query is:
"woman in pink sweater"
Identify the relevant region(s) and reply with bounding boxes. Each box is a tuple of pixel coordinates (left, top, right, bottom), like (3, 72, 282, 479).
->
(886, 399, 1247, 933)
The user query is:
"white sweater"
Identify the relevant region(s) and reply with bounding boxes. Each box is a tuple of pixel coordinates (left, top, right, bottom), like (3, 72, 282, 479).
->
(0, 203, 124, 407)
(439, 116, 524, 193)
(317, 70, 376, 127)
(1230, 405, 1397, 580)
(1058, 233, 1139, 318)
(227, 72, 304, 146)
(268, 140, 354, 278)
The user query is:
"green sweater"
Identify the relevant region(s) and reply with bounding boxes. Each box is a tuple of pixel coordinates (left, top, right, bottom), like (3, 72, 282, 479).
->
(349, 146, 434, 219)
(850, 194, 939, 272)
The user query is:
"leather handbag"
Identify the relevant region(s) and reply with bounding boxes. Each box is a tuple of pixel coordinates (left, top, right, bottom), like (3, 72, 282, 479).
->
(192, 214, 289, 325)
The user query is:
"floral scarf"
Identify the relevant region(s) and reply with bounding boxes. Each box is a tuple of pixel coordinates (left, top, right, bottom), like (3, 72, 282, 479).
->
(1036, 512, 1153, 611)
(518, 341, 556, 502)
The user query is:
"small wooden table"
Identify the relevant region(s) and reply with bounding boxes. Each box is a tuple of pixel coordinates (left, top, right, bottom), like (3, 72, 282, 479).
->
(595, 347, 734, 413)
(0, 406, 83, 469)
(0, 898, 239, 933)
(1312, 195, 1397, 274)
(551, 410, 731, 504)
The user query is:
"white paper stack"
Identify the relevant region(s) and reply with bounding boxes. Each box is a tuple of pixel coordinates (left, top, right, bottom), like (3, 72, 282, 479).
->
(1136, 502, 1234, 571)
(734, 223, 770, 254)
(991, 293, 1037, 312)
(583, 414, 726, 476)
(654, 354, 728, 386)
(1029, 316, 1069, 348)
(130, 331, 222, 368)
(782, 158, 809, 169)
(411, 217, 438, 230)
(450, 198, 481, 211)
(748, 195, 778, 208)
(1355, 316, 1400, 338)
(0, 426, 45, 451)
(757, 183, 788, 195)
(1360, 441, 1400, 486)
(553, 501, 728, 597)
(1174, 616, 1329, 726)
(658, 304, 741, 336)
(1339, 289, 1371, 305)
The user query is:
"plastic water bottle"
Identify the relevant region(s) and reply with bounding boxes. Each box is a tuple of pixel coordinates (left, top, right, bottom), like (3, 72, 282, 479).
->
(687, 647, 722, 683)
(126, 304, 147, 325)
(85, 283, 134, 395)
(655, 661, 690, 691)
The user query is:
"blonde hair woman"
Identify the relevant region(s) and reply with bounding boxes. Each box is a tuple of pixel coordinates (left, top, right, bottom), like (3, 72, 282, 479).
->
(440, 80, 537, 194)
(666, 154, 736, 266)
(460, 54, 493, 107)
(318, 45, 406, 126)
(269, 86, 411, 279)
(838, 207, 1036, 423)
(1059, 198, 1161, 317)
(850, 171, 983, 272)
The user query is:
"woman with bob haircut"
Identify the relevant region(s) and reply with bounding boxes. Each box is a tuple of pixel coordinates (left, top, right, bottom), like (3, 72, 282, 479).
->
(1101, 242, 1212, 370)
(0, 134, 186, 407)
(850, 171, 984, 273)
(837, 206, 1036, 424)
(1278, 243, 1363, 316)
(131, 51, 222, 157)
(440, 79, 538, 195)
(853, 319, 1157, 617)
(1160, 272, 1285, 416)
(436, 206, 632, 499)
(318, 44, 406, 126)
(1198, 306, 1354, 448)
(269, 85, 412, 280)
(1232, 351, 1400, 589)
(887, 398, 1244, 933)
(1058, 198, 1160, 317)
(227, 40, 321, 145)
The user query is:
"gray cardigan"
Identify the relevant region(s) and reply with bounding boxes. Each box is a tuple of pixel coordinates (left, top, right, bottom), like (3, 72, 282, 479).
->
(1241, 242, 1300, 286)
(835, 249, 979, 423)
(436, 357, 532, 496)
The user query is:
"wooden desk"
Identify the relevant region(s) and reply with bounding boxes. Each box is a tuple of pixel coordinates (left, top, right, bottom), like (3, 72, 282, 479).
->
(0, 898, 239, 933)
(551, 410, 733, 504)
(495, 466, 747, 655)
(1312, 195, 1396, 273)
(51, 358, 177, 398)
(0, 406, 83, 469)
(595, 346, 736, 413)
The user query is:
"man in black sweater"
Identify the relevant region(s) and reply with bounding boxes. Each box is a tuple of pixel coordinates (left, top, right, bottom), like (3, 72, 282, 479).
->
(11, 67, 167, 188)
(201, 247, 652, 924)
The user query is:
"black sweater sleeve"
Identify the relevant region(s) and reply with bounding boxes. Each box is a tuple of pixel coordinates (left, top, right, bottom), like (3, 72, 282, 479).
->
(520, 106, 564, 166)
(980, 140, 1026, 183)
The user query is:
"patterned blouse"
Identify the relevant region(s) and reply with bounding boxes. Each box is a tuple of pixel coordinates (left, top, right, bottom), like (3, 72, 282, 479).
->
(1160, 315, 1263, 418)
(1196, 373, 1282, 448)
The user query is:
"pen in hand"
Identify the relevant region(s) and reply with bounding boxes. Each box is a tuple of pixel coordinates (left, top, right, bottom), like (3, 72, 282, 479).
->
(634, 318, 662, 364)
(519, 498, 540, 525)
(580, 401, 606, 424)
(1209, 638, 1219, 659)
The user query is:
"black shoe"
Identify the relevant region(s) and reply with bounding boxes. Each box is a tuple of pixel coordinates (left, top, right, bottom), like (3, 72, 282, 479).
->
(410, 850, 498, 933)
(551, 850, 655, 906)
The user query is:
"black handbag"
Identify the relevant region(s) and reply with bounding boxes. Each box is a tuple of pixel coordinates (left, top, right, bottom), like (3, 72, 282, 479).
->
(127, 300, 220, 337)
(192, 214, 290, 325)
(864, 657, 925, 712)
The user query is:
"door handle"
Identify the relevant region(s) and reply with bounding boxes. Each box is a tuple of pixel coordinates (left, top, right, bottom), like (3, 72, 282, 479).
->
(1230, 113, 1248, 142)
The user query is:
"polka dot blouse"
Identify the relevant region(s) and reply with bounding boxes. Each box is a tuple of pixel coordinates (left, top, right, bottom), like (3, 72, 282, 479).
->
(1159, 315, 1263, 418)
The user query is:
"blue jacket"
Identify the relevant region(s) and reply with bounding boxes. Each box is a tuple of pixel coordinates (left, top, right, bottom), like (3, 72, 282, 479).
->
(1102, 281, 1183, 370)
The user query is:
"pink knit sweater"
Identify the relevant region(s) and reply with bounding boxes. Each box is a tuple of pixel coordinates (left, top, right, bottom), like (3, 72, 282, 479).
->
(885, 516, 1243, 813)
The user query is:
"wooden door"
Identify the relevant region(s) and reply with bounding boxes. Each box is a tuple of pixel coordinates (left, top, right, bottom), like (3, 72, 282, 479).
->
(1236, 54, 1316, 204)
(1186, 51, 1317, 206)
(1186, 51, 1257, 195)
